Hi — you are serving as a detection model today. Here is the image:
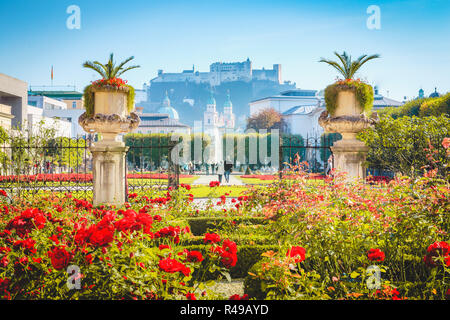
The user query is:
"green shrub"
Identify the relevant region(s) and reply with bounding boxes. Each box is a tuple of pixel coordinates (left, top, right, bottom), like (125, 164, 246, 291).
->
(358, 114, 450, 178)
(183, 244, 278, 280)
(244, 259, 271, 300)
(420, 92, 450, 117)
(186, 217, 267, 236)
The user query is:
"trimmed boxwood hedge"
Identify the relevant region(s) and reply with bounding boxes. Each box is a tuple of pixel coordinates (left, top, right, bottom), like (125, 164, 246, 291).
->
(184, 233, 270, 246)
(186, 216, 267, 236)
(183, 244, 279, 280)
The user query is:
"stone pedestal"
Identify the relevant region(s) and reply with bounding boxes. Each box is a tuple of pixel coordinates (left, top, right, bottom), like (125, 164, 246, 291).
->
(331, 139, 368, 181)
(79, 88, 140, 207)
(90, 142, 129, 207)
(318, 108, 377, 182)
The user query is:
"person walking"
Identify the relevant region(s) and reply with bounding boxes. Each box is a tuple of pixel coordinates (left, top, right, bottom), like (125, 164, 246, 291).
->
(326, 154, 333, 176)
(224, 158, 233, 183)
(217, 160, 224, 184)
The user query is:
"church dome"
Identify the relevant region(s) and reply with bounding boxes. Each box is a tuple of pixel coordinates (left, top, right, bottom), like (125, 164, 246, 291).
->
(158, 91, 179, 120)
(158, 106, 179, 120)
(429, 88, 440, 98)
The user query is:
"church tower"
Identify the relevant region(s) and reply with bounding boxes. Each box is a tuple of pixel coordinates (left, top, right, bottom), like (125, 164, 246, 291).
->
(222, 90, 235, 129)
(204, 91, 219, 128)
(203, 90, 222, 163)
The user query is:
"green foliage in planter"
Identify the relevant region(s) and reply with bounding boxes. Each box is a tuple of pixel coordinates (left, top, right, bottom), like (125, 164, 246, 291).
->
(324, 81, 374, 116)
(83, 84, 135, 117)
(186, 216, 267, 236)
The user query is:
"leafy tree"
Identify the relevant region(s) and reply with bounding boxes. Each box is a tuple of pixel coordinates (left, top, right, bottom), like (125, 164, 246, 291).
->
(246, 108, 286, 131)
(378, 92, 449, 119)
(319, 51, 380, 80)
(45, 137, 87, 169)
(8, 120, 58, 176)
(0, 126, 9, 175)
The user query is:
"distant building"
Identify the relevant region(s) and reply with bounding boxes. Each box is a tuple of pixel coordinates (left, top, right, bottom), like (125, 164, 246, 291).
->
(282, 105, 325, 138)
(135, 113, 190, 135)
(151, 58, 282, 86)
(157, 91, 179, 120)
(135, 93, 190, 134)
(249, 89, 322, 116)
(204, 91, 235, 131)
(28, 95, 67, 110)
(28, 89, 84, 110)
(429, 87, 440, 98)
(28, 94, 84, 138)
(202, 91, 236, 162)
(372, 86, 403, 109)
(0, 103, 14, 132)
(0, 73, 28, 128)
(26, 105, 72, 137)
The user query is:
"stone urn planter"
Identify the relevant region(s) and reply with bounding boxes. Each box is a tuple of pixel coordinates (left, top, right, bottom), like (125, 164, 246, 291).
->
(79, 54, 141, 206)
(79, 85, 140, 147)
(319, 81, 378, 180)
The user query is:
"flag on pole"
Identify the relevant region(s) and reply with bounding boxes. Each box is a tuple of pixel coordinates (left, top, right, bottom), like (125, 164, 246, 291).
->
(51, 66, 54, 81)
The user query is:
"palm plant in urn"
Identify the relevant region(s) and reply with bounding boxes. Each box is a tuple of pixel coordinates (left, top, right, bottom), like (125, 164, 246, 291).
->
(79, 53, 140, 145)
(318, 51, 380, 143)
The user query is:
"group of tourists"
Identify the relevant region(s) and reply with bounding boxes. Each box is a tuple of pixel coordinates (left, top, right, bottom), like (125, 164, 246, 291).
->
(186, 160, 234, 183)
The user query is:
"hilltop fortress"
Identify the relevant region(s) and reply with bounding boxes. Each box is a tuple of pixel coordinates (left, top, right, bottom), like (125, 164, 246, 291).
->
(151, 58, 282, 86)
(138, 59, 295, 127)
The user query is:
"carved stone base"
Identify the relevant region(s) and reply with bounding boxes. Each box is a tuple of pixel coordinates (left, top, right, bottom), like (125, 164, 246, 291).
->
(331, 140, 368, 182)
(91, 144, 128, 206)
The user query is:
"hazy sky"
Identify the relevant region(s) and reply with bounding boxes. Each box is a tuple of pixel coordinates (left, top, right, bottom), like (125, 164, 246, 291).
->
(0, 0, 449, 101)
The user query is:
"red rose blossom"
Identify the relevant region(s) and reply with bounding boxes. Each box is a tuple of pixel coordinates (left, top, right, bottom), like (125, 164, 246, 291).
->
(287, 246, 306, 263)
(367, 248, 385, 262)
(48, 246, 71, 270)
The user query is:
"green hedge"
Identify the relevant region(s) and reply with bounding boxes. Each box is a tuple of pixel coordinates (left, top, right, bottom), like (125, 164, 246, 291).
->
(186, 216, 267, 236)
(182, 244, 278, 280)
(184, 233, 270, 246)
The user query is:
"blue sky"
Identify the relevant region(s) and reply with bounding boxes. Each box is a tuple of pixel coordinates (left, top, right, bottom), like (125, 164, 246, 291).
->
(0, 0, 449, 101)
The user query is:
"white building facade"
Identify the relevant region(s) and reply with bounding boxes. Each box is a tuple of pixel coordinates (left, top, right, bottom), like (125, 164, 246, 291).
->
(27, 95, 85, 138)
(202, 91, 236, 162)
(26, 105, 72, 137)
(249, 89, 325, 138)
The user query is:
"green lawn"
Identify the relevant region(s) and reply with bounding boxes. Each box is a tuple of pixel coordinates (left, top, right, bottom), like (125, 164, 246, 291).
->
(187, 185, 250, 198)
(237, 177, 275, 185)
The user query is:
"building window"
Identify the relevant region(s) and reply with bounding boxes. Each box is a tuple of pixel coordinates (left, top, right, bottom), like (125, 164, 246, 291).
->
(72, 101, 77, 109)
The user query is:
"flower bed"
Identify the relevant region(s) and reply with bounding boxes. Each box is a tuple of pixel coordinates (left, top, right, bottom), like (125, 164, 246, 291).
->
(240, 174, 325, 180)
(0, 148, 449, 299)
(0, 173, 194, 183)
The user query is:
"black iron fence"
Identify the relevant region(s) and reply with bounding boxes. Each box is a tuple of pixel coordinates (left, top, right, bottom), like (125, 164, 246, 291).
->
(1, 131, 446, 200)
(0, 136, 93, 199)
